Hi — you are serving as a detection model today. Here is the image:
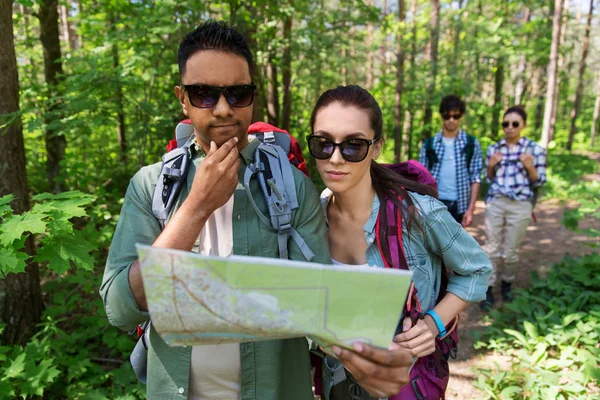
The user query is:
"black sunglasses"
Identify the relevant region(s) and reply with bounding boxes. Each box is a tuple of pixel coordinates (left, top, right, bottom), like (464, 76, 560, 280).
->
(183, 83, 256, 108)
(502, 121, 520, 128)
(307, 135, 379, 163)
(442, 113, 462, 120)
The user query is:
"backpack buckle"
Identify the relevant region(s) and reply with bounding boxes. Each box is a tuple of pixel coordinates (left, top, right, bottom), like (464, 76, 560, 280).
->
(279, 222, 292, 234)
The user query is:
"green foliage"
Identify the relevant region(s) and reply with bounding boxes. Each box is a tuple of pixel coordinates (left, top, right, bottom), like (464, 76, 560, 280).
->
(474, 254, 600, 399)
(0, 270, 144, 399)
(0, 191, 96, 276)
(543, 151, 600, 202)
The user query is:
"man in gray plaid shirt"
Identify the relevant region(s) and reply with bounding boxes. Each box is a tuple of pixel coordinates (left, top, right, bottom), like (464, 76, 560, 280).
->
(419, 95, 482, 227)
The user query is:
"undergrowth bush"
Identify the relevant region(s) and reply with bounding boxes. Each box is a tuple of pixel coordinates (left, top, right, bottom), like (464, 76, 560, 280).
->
(473, 254, 600, 399)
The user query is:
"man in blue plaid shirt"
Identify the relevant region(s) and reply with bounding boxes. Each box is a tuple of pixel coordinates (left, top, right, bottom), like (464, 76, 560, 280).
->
(419, 95, 482, 227)
(481, 105, 547, 310)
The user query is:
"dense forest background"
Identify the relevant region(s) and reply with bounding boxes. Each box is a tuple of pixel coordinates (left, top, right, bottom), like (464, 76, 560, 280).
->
(1, 0, 600, 398)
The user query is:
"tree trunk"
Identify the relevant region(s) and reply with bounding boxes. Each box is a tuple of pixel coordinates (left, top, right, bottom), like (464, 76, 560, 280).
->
(366, 0, 375, 89)
(0, 0, 44, 346)
(406, 0, 418, 158)
(59, 2, 76, 51)
(451, 0, 463, 85)
(241, 5, 265, 123)
(39, 0, 67, 193)
(566, 0, 593, 151)
(110, 14, 127, 165)
(514, 8, 531, 105)
(423, 0, 440, 139)
(549, 0, 569, 143)
(281, 14, 292, 133)
(266, 54, 280, 126)
(541, 0, 564, 148)
(229, 0, 238, 25)
(591, 72, 600, 147)
(393, 0, 407, 162)
(491, 57, 505, 141)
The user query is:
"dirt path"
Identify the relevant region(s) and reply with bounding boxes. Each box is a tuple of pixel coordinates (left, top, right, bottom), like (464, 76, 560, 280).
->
(447, 197, 600, 399)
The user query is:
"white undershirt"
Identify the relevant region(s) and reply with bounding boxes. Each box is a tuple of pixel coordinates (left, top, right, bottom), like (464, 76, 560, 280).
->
(331, 258, 369, 268)
(188, 196, 240, 400)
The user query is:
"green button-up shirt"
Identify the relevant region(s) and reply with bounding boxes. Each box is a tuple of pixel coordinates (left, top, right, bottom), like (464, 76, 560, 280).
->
(100, 140, 331, 400)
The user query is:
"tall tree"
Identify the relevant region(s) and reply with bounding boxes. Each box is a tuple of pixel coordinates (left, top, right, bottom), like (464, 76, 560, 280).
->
(541, 0, 565, 148)
(491, 56, 505, 141)
(110, 13, 127, 165)
(422, 0, 440, 139)
(451, 0, 464, 85)
(549, 0, 570, 142)
(514, 8, 531, 105)
(0, 0, 44, 345)
(366, 0, 375, 89)
(393, 0, 407, 162)
(591, 72, 600, 147)
(266, 52, 280, 126)
(39, 0, 67, 192)
(281, 13, 292, 133)
(567, 0, 594, 151)
(405, 0, 419, 158)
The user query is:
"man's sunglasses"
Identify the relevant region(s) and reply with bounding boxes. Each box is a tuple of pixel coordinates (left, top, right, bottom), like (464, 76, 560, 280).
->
(502, 121, 520, 128)
(183, 83, 256, 108)
(442, 113, 462, 120)
(307, 135, 379, 163)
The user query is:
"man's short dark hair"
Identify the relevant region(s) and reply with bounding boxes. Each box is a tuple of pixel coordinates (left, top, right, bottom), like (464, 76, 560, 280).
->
(439, 95, 466, 115)
(178, 20, 253, 77)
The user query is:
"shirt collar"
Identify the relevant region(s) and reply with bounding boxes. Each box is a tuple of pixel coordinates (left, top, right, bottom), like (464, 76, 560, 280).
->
(498, 136, 528, 148)
(363, 195, 381, 235)
(435, 129, 466, 143)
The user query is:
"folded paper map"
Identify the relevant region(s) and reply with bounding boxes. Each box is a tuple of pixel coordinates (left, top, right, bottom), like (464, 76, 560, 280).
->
(136, 244, 413, 349)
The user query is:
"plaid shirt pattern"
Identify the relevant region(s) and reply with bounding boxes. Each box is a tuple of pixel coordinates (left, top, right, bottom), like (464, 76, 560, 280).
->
(419, 130, 483, 215)
(485, 137, 547, 203)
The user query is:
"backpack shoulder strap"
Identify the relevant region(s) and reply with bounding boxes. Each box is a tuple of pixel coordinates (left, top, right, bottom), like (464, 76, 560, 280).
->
(375, 197, 408, 270)
(425, 137, 438, 170)
(243, 139, 314, 262)
(152, 135, 195, 229)
(465, 134, 475, 169)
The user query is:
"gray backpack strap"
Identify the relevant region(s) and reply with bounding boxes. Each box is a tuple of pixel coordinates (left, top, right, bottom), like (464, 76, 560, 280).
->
(244, 140, 314, 262)
(152, 135, 195, 228)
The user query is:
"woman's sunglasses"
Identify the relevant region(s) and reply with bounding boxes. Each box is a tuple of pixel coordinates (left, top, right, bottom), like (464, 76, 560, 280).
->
(307, 135, 379, 163)
(502, 121, 520, 128)
(183, 83, 256, 108)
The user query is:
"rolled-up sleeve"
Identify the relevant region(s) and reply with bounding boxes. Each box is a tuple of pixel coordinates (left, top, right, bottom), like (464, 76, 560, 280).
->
(484, 145, 496, 184)
(99, 166, 161, 332)
(531, 145, 547, 188)
(418, 142, 428, 168)
(423, 202, 492, 302)
(469, 140, 483, 184)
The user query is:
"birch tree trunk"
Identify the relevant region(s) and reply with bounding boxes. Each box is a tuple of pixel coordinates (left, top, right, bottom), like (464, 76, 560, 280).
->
(541, 0, 565, 148)
(566, 0, 593, 151)
(394, 0, 407, 162)
(423, 0, 440, 139)
(591, 72, 600, 147)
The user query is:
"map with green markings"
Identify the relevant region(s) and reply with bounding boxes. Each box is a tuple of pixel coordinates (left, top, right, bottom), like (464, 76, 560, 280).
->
(136, 244, 413, 349)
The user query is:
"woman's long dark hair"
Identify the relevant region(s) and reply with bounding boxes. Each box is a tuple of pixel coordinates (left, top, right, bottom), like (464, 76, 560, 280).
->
(310, 85, 438, 267)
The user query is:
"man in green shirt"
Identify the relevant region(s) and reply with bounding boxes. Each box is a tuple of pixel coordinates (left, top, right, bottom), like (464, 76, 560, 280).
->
(100, 20, 411, 400)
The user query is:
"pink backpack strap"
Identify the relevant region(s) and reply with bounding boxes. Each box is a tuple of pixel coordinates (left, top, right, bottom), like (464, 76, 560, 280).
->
(375, 197, 409, 270)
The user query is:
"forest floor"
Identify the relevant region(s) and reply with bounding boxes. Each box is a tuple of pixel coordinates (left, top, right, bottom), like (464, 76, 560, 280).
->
(448, 158, 600, 399)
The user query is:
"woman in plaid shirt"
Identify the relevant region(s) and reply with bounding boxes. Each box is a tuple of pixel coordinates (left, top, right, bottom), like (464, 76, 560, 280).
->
(481, 105, 547, 310)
